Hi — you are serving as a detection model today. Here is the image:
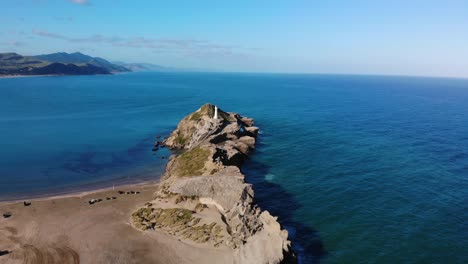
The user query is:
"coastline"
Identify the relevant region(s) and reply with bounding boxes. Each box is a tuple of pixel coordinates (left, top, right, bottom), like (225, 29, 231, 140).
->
(0, 74, 67, 79)
(0, 73, 114, 79)
(0, 161, 167, 203)
(0, 103, 295, 264)
(0, 179, 160, 205)
(0, 181, 202, 264)
(0, 156, 169, 203)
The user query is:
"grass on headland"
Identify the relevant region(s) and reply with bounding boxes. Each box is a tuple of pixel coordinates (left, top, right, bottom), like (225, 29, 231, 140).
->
(132, 207, 225, 246)
(174, 147, 210, 176)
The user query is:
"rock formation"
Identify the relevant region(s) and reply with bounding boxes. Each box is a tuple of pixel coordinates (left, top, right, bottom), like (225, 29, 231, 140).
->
(133, 103, 296, 264)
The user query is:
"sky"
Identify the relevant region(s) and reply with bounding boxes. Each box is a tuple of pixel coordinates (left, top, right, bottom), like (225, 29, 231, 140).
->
(1, 0, 468, 77)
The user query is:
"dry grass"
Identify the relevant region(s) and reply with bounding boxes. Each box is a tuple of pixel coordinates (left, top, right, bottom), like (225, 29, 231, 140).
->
(174, 147, 210, 176)
(132, 207, 225, 246)
(174, 131, 188, 146)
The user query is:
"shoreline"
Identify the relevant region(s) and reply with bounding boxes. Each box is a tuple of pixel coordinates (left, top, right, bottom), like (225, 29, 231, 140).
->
(0, 103, 295, 264)
(0, 74, 66, 79)
(0, 180, 198, 264)
(0, 178, 160, 205)
(0, 157, 168, 203)
(0, 73, 114, 79)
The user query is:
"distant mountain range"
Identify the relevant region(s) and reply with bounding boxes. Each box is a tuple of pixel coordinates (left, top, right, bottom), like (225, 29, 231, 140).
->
(0, 52, 129, 77)
(0, 52, 181, 77)
(112, 61, 174, 72)
(35, 52, 130, 73)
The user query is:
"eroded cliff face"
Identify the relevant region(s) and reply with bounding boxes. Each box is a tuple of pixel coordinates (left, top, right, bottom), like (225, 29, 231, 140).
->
(133, 103, 296, 264)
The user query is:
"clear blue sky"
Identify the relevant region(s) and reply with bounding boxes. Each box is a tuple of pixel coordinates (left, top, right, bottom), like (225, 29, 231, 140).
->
(1, 0, 468, 77)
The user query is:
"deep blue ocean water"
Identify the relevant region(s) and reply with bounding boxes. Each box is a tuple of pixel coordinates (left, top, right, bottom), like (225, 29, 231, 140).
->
(1, 72, 467, 263)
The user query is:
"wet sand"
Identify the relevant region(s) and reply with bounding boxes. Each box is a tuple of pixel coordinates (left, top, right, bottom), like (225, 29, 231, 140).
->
(0, 183, 231, 264)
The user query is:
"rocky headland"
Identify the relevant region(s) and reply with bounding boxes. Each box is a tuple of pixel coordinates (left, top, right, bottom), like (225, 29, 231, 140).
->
(132, 103, 296, 264)
(0, 103, 296, 264)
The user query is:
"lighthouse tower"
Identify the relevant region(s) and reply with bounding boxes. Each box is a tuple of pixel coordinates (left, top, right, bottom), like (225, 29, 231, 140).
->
(214, 106, 218, 119)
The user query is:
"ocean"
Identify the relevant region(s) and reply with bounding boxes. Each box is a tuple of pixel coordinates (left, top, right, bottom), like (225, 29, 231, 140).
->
(0, 72, 467, 263)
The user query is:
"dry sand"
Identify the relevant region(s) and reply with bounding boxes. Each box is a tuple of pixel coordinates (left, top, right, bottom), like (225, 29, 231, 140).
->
(0, 183, 231, 264)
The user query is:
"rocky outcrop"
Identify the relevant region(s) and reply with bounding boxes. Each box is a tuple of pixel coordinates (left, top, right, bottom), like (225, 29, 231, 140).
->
(133, 103, 296, 264)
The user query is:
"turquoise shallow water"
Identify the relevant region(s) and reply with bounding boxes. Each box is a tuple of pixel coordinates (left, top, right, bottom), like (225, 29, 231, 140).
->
(1, 72, 467, 263)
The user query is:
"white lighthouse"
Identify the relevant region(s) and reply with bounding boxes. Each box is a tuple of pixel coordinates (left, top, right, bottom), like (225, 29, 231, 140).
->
(214, 106, 218, 119)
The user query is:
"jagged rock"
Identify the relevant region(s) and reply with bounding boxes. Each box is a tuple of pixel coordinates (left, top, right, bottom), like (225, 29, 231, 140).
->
(213, 145, 246, 167)
(143, 104, 296, 263)
(240, 117, 254, 126)
(238, 136, 256, 149)
(245, 126, 259, 137)
(233, 141, 250, 155)
(235, 211, 295, 264)
(168, 176, 254, 211)
(162, 104, 224, 150)
(162, 103, 254, 151)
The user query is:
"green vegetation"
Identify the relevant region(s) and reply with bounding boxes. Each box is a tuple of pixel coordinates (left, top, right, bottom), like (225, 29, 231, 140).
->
(0, 53, 48, 72)
(174, 131, 189, 146)
(0, 52, 127, 76)
(190, 111, 202, 121)
(34, 52, 129, 72)
(181, 222, 224, 245)
(132, 207, 193, 231)
(187, 103, 236, 122)
(175, 194, 199, 204)
(132, 207, 225, 246)
(199, 104, 215, 117)
(175, 147, 210, 176)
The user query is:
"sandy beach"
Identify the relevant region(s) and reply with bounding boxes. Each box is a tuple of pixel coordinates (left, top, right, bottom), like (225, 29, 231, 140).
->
(0, 75, 62, 79)
(0, 182, 232, 264)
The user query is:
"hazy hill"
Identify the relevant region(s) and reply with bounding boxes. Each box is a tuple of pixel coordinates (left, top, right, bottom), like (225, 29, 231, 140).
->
(0, 53, 49, 70)
(35, 52, 129, 73)
(112, 61, 174, 72)
(0, 52, 185, 77)
(0, 52, 133, 77)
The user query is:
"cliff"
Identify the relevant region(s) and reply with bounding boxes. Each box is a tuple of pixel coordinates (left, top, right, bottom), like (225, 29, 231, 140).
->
(132, 104, 296, 264)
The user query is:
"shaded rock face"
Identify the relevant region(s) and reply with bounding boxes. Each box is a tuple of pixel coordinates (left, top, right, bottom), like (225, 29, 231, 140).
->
(137, 103, 295, 264)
